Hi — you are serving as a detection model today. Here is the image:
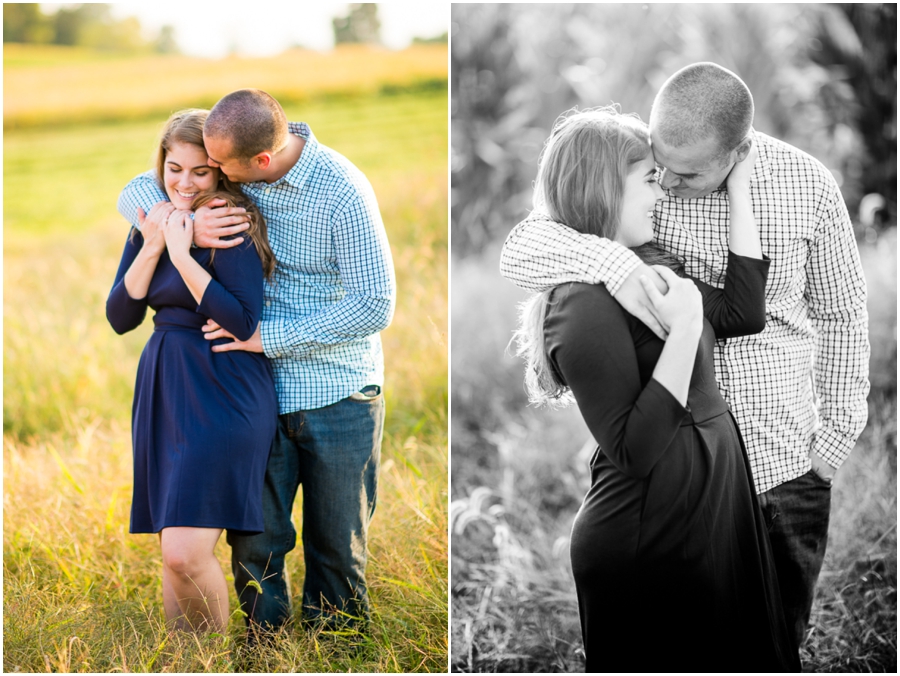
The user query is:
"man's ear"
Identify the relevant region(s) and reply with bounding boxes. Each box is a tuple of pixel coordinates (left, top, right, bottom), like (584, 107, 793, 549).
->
(733, 137, 752, 163)
(255, 152, 273, 170)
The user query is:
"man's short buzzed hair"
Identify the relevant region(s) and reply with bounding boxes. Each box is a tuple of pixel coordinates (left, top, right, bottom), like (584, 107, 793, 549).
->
(205, 89, 289, 162)
(650, 62, 754, 160)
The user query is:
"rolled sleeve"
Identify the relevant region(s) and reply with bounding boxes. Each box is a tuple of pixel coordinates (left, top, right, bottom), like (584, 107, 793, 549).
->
(499, 214, 642, 294)
(117, 171, 168, 229)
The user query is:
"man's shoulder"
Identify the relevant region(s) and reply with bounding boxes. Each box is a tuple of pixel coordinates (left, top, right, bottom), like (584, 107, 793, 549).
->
(124, 169, 160, 188)
(756, 131, 836, 186)
(315, 144, 367, 179)
(291, 127, 372, 201)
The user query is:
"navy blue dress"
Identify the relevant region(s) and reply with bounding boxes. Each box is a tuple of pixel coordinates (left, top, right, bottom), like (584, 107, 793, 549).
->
(107, 230, 277, 535)
(545, 252, 798, 672)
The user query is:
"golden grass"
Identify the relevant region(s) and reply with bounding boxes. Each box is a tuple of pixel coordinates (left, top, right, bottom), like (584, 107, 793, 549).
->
(4, 412, 448, 671)
(4, 43, 448, 129)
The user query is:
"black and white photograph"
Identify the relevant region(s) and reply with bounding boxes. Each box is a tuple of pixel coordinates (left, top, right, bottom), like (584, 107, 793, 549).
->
(451, 3, 896, 672)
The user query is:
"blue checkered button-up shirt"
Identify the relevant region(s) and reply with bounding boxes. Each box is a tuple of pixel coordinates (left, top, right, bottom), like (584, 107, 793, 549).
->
(500, 131, 869, 494)
(118, 122, 396, 413)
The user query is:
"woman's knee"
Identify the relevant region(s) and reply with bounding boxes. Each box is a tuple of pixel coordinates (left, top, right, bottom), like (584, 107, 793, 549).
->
(160, 528, 219, 580)
(162, 548, 206, 580)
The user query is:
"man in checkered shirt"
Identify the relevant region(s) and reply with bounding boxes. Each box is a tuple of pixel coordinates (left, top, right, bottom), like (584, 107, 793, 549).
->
(118, 89, 396, 635)
(500, 63, 869, 657)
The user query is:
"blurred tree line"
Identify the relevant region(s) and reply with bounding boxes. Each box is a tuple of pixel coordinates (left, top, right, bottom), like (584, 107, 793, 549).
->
(451, 3, 896, 257)
(3, 3, 178, 53)
(332, 3, 381, 45)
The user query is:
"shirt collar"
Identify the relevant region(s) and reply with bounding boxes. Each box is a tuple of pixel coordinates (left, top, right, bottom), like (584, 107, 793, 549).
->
(247, 121, 317, 190)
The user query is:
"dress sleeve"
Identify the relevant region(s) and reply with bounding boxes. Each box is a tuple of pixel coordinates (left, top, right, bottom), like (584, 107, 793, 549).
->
(196, 240, 264, 342)
(545, 283, 690, 479)
(691, 251, 770, 339)
(106, 229, 150, 334)
(499, 214, 642, 295)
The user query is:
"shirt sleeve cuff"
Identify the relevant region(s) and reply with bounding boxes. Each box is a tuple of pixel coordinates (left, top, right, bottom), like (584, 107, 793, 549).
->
(603, 245, 643, 297)
(259, 319, 282, 358)
(811, 425, 855, 471)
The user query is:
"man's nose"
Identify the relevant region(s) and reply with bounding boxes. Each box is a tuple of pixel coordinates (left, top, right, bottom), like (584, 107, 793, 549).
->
(659, 168, 679, 190)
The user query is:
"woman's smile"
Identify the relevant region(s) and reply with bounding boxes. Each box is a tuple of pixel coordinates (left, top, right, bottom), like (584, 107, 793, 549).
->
(163, 141, 218, 209)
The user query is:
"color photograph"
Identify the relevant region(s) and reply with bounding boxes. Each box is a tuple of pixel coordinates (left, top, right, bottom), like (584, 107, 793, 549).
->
(4, 3, 448, 671)
(451, 3, 896, 672)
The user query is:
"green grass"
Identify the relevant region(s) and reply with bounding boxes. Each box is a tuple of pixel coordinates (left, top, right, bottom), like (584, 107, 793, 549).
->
(4, 89, 448, 672)
(450, 233, 897, 672)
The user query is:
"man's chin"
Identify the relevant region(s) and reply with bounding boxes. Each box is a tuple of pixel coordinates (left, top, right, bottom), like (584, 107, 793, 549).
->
(670, 187, 710, 200)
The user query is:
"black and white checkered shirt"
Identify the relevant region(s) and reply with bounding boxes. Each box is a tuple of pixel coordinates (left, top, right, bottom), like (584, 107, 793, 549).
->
(500, 131, 870, 493)
(118, 123, 396, 413)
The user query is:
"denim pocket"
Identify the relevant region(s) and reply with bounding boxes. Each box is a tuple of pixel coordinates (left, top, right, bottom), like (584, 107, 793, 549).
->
(807, 467, 834, 488)
(348, 385, 382, 402)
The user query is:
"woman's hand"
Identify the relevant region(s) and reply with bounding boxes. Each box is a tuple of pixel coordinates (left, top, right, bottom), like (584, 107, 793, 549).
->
(163, 209, 212, 304)
(726, 141, 759, 193)
(162, 209, 195, 261)
(725, 141, 763, 259)
(137, 201, 175, 256)
(640, 266, 703, 337)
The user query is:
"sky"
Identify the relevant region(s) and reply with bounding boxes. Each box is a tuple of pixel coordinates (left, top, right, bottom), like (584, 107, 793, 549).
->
(44, 2, 449, 57)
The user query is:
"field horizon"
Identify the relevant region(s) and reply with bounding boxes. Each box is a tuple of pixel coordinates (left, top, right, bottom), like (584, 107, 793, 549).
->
(3, 42, 448, 130)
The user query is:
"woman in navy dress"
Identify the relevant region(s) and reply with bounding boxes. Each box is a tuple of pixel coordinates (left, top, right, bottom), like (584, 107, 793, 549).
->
(515, 109, 797, 671)
(106, 109, 277, 633)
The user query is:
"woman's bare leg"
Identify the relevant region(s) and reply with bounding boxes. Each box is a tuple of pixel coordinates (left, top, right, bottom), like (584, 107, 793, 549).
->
(158, 533, 188, 630)
(160, 527, 228, 632)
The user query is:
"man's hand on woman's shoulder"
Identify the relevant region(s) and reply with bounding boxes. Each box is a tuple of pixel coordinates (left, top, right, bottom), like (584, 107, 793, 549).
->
(614, 264, 671, 340)
(193, 200, 251, 249)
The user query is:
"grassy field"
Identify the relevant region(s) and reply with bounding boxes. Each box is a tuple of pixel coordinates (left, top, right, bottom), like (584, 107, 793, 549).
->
(450, 232, 897, 673)
(4, 47, 448, 672)
(3, 42, 448, 129)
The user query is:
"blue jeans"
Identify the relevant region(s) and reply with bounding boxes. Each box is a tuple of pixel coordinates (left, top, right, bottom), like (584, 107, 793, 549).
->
(227, 391, 385, 631)
(756, 469, 832, 656)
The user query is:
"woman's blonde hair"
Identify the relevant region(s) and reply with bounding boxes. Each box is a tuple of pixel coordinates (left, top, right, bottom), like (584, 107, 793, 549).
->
(514, 106, 681, 407)
(192, 191, 275, 278)
(533, 106, 651, 238)
(135, 109, 276, 278)
(155, 109, 210, 189)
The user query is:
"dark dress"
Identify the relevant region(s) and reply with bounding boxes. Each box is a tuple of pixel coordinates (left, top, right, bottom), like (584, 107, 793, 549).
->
(107, 230, 277, 535)
(544, 252, 799, 673)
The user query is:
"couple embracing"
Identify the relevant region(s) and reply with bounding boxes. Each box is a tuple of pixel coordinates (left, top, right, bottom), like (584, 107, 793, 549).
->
(506, 63, 869, 672)
(107, 89, 395, 637)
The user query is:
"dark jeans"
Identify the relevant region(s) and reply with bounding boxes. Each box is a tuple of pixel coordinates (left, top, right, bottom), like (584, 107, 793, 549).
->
(756, 469, 832, 656)
(227, 391, 385, 631)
